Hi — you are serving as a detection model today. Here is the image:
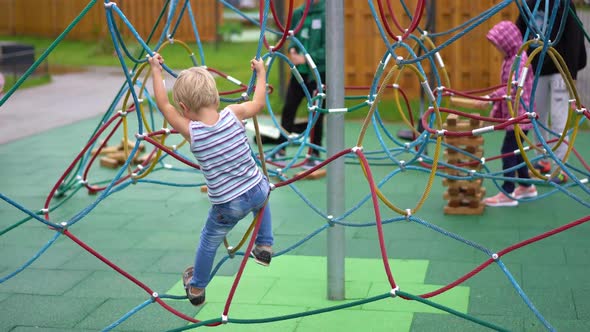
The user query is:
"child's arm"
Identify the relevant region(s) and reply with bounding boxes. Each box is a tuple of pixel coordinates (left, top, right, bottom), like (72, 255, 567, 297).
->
(229, 58, 267, 121)
(148, 53, 191, 141)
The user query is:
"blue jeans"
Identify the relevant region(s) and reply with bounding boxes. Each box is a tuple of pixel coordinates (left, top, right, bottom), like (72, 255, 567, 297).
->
(191, 178, 273, 288)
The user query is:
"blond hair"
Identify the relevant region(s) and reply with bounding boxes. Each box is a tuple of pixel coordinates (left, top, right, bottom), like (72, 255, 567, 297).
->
(173, 67, 219, 114)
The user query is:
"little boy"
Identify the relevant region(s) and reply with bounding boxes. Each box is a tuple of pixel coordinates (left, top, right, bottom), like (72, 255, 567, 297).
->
(148, 53, 273, 306)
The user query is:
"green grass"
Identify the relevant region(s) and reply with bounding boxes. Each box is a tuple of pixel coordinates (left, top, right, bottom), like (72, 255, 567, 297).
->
(3, 73, 51, 91)
(0, 35, 430, 123)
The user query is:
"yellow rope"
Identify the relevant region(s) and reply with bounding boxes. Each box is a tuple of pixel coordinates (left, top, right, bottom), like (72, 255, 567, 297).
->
(357, 62, 443, 216)
(508, 41, 582, 181)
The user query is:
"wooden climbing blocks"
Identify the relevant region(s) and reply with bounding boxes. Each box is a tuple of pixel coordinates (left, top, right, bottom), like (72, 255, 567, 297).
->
(92, 139, 148, 169)
(442, 113, 485, 215)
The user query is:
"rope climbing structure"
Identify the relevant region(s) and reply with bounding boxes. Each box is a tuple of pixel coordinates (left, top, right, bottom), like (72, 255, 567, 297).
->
(1, 0, 590, 331)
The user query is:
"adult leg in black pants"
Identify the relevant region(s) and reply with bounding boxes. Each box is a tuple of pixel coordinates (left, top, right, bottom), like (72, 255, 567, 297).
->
(278, 73, 325, 159)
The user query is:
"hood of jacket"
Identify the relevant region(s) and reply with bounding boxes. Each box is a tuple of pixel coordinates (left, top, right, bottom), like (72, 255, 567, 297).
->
(486, 21, 523, 58)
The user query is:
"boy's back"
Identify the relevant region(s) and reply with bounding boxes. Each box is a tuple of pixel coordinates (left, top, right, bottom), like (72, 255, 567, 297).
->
(189, 107, 263, 204)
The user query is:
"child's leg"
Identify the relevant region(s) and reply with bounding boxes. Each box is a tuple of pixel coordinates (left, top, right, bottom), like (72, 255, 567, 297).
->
(500, 131, 518, 193)
(254, 201, 273, 247)
(192, 206, 238, 289)
(251, 179, 274, 247)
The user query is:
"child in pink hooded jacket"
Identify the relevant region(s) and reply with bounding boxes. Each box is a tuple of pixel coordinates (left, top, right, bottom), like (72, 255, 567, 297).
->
(483, 20, 537, 207)
(452, 21, 538, 206)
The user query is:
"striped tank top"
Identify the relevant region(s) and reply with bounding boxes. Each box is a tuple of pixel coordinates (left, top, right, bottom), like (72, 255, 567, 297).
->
(189, 108, 262, 204)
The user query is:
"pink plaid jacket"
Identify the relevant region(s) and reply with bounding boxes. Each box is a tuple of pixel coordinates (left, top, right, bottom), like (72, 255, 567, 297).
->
(487, 21, 534, 131)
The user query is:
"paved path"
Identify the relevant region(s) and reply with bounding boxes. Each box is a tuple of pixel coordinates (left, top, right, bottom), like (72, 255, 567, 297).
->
(0, 66, 178, 145)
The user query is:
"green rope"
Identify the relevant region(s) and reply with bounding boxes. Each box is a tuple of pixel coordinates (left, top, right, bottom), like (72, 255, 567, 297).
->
(569, 6, 590, 43)
(165, 318, 222, 332)
(0, 0, 98, 107)
(397, 290, 511, 332)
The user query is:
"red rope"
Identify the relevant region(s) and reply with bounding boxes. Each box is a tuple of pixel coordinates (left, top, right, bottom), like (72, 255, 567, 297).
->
(63, 229, 211, 324)
(417, 215, 590, 299)
(222, 204, 267, 315)
(357, 150, 397, 289)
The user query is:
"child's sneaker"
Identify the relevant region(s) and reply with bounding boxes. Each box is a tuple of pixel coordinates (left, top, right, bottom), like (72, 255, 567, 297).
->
(182, 266, 206, 306)
(533, 160, 551, 174)
(251, 245, 272, 266)
(513, 185, 537, 199)
(549, 171, 568, 185)
(482, 192, 518, 207)
(302, 159, 321, 170)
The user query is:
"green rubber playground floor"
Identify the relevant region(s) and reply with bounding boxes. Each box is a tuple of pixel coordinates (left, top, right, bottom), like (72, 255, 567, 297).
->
(1, 115, 590, 331)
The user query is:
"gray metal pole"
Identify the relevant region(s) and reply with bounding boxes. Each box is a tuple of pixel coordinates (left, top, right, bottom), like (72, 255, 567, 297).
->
(326, 0, 345, 300)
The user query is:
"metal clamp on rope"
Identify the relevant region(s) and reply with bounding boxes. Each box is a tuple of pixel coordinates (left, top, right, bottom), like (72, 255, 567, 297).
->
(117, 110, 127, 117)
(351, 146, 363, 153)
(526, 112, 537, 119)
(221, 314, 229, 324)
(135, 133, 146, 140)
(404, 142, 410, 150)
(399, 160, 406, 171)
(503, 94, 512, 101)
(151, 292, 159, 300)
(167, 34, 174, 44)
(269, 183, 276, 191)
(434, 129, 446, 138)
(305, 54, 316, 69)
(491, 253, 499, 261)
(163, 127, 171, 136)
(308, 105, 318, 112)
(576, 107, 587, 114)
(227, 246, 235, 258)
(390, 286, 400, 298)
(405, 209, 412, 221)
(59, 222, 68, 231)
(327, 215, 335, 227)
(40, 208, 49, 214)
(78, 178, 88, 185)
(104, 2, 116, 8)
(472, 126, 494, 136)
(480, 157, 486, 165)
(164, 163, 173, 169)
(241, 92, 249, 102)
(395, 55, 404, 65)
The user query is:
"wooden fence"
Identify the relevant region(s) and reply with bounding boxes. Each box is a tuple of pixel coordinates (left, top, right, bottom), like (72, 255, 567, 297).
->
(0, 0, 518, 98)
(0, 0, 220, 42)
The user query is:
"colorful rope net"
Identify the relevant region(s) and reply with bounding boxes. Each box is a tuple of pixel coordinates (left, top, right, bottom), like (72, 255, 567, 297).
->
(1, 0, 590, 331)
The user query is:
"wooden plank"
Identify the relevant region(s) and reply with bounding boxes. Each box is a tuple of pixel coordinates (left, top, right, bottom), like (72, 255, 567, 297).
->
(444, 204, 485, 215)
(443, 188, 485, 201)
(444, 136, 484, 146)
(100, 156, 120, 169)
(443, 178, 483, 188)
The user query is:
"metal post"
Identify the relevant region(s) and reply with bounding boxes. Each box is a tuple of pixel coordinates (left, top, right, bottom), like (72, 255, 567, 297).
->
(326, 0, 345, 300)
